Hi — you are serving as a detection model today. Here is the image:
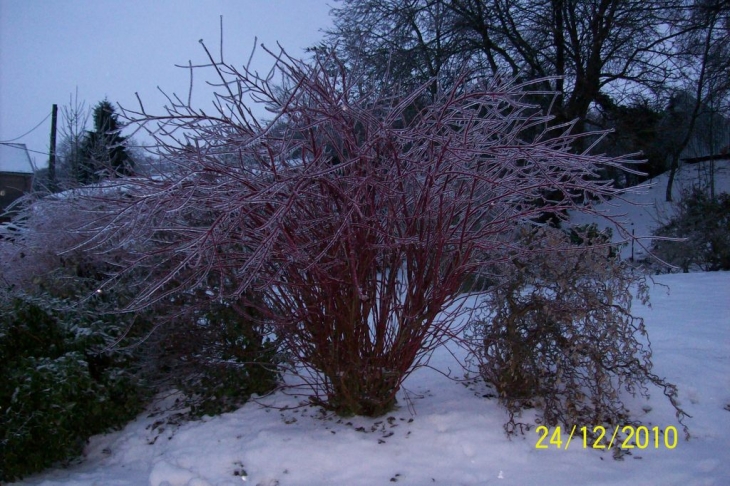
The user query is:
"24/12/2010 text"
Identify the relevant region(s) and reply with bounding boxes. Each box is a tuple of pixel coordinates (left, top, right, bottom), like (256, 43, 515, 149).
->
(535, 425, 678, 450)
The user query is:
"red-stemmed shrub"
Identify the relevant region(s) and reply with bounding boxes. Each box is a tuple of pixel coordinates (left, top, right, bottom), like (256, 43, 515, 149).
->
(77, 45, 642, 416)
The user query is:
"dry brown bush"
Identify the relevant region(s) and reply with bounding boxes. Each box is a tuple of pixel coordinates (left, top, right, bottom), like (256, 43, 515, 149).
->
(467, 226, 688, 437)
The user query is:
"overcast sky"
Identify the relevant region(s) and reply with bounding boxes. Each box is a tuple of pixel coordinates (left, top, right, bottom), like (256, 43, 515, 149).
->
(0, 0, 335, 168)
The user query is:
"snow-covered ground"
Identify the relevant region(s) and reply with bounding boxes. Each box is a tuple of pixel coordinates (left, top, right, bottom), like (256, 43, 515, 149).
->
(571, 159, 730, 261)
(11, 272, 730, 486)
(11, 162, 730, 486)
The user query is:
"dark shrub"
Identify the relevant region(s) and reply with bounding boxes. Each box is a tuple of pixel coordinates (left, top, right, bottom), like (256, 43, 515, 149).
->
(155, 292, 280, 418)
(0, 294, 145, 482)
(653, 189, 730, 272)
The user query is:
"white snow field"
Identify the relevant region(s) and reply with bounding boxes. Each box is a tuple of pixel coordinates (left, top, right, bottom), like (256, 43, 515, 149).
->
(11, 161, 730, 486)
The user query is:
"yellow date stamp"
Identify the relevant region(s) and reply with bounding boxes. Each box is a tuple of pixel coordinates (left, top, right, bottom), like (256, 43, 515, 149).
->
(535, 425, 678, 450)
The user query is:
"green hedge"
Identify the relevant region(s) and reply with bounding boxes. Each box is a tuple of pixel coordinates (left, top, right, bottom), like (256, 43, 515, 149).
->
(0, 295, 146, 482)
(157, 294, 280, 418)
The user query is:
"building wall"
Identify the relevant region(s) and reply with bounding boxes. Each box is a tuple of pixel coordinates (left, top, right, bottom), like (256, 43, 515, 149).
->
(0, 172, 33, 220)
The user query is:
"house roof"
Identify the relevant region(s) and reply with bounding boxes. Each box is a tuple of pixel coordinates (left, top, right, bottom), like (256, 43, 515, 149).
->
(0, 143, 35, 174)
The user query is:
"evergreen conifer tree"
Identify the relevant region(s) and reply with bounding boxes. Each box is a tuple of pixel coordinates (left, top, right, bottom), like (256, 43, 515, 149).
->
(77, 100, 133, 184)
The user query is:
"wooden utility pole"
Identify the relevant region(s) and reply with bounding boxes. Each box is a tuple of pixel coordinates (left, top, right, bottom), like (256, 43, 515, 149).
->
(48, 104, 58, 191)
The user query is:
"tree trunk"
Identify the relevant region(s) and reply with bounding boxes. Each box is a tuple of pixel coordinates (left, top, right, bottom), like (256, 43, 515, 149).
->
(665, 152, 680, 202)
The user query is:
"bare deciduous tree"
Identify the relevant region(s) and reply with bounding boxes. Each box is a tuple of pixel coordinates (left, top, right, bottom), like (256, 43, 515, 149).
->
(330, 0, 687, 136)
(664, 0, 730, 201)
(57, 91, 91, 190)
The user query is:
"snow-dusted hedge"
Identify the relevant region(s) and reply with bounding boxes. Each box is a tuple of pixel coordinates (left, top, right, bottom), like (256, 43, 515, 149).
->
(0, 190, 281, 480)
(151, 289, 281, 418)
(0, 294, 146, 482)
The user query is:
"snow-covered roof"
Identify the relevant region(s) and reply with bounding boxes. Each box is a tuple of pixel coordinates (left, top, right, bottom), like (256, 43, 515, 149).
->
(0, 143, 34, 174)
